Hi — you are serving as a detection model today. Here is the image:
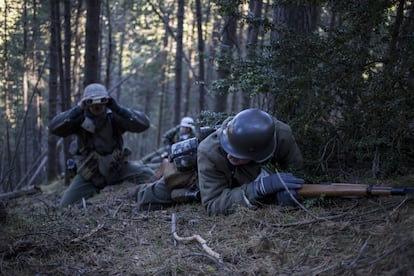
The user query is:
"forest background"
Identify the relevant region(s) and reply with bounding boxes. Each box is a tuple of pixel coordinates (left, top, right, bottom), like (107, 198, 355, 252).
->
(0, 0, 413, 192)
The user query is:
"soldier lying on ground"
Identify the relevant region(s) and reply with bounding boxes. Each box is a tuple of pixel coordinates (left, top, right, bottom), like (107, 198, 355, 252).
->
(135, 108, 305, 215)
(49, 83, 155, 207)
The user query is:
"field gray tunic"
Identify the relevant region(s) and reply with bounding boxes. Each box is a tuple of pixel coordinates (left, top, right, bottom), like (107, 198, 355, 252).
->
(197, 118, 303, 215)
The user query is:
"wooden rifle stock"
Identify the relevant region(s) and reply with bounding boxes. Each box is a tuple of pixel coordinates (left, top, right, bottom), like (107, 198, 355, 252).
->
(297, 183, 414, 198)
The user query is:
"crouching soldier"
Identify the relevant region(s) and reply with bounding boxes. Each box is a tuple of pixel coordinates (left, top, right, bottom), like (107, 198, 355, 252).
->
(49, 83, 155, 207)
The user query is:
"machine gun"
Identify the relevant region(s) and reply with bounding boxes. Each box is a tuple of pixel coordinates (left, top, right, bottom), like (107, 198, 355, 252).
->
(297, 183, 414, 198)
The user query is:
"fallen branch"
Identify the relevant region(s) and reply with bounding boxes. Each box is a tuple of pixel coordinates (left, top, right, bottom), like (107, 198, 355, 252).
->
(0, 185, 41, 201)
(171, 213, 222, 262)
(70, 223, 105, 243)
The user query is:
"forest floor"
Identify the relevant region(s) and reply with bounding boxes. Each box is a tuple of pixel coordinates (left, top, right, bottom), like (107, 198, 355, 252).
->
(1, 172, 414, 275)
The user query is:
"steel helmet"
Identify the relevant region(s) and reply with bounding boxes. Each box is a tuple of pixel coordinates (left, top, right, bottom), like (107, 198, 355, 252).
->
(180, 117, 195, 129)
(220, 108, 276, 163)
(83, 83, 109, 100)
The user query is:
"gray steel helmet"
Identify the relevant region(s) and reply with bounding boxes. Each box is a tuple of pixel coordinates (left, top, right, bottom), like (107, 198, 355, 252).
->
(82, 83, 109, 100)
(220, 108, 276, 163)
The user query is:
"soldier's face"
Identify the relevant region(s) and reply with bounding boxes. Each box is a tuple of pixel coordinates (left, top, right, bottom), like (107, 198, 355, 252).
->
(226, 154, 251, 166)
(180, 127, 191, 134)
(88, 104, 106, 116)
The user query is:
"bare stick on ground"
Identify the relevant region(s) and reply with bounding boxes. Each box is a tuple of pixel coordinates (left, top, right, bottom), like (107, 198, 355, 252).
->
(171, 213, 222, 262)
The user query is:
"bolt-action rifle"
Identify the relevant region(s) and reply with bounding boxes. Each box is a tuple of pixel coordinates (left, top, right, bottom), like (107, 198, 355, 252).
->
(297, 183, 414, 198)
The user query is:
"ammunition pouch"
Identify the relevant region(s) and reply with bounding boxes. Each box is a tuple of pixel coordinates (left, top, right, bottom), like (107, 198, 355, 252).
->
(76, 148, 131, 184)
(77, 152, 100, 180)
(98, 148, 131, 184)
(164, 162, 197, 190)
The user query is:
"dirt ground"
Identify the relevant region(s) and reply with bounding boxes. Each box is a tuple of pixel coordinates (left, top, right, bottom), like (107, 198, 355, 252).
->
(1, 175, 414, 276)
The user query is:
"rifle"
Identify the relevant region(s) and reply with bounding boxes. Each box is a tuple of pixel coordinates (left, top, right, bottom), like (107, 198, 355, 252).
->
(297, 183, 414, 198)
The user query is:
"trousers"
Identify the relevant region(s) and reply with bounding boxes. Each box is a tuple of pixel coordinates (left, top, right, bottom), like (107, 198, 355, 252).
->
(60, 161, 154, 207)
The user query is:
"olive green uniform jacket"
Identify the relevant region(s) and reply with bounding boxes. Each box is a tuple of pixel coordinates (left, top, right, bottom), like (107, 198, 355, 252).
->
(197, 118, 303, 215)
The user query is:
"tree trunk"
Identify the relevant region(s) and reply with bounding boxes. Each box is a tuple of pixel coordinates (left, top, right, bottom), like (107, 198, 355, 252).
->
(47, 0, 59, 182)
(214, 2, 238, 112)
(84, 0, 101, 85)
(184, 20, 194, 116)
(271, 2, 318, 43)
(104, 0, 113, 88)
(157, 22, 170, 147)
(23, 0, 29, 188)
(174, 0, 184, 123)
(72, 0, 83, 100)
(242, 0, 263, 109)
(195, 0, 206, 111)
(62, 0, 72, 185)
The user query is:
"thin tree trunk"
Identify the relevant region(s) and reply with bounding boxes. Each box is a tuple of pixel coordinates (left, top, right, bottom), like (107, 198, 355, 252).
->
(242, 0, 262, 109)
(174, 0, 184, 123)
(84, 0, 101, 85)
(157, 21, 170, 147)
(23, 0, 29, 187)
(1, 0, 13, 191)
(184, 17, 194, 116)
(195, 0, 206, 111)
(62, 0, 72, 185)
(116, 6, 127, 101)
(47, 0, 59, 182)
(214, 2, 238, 112)
(104, 0, 113, 88)
(72, 0, 83, 99)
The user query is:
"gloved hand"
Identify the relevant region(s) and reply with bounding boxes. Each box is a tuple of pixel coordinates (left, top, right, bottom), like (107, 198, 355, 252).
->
(107, 97, 121, 112)
(107, 97, 130, 118)
(253, 172, 304, 199)
(276, 190, 300, 206)
(77, 98, 90, 111)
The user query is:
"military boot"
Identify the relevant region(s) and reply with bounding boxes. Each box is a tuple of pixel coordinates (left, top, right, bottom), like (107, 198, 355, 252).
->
(171, 188, 200, 203)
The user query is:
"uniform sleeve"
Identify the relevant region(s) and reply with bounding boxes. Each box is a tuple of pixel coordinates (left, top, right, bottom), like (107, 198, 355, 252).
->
(161, 127, 178, 146)
(272, 122, 304, 172)
(197, 141, 257, 216)
(49, 106, 84, 137)
(111, 107, 151, 133)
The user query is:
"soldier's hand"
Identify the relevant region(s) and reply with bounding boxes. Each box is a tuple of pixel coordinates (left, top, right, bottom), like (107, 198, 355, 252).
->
(107, 97, 121, 112)
(78, 97, 90, 110)
(253, 172, 304, 198)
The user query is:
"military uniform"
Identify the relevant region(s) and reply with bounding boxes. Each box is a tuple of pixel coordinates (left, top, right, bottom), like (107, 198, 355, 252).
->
(161, 125, 196, 146)
(50, 92, 154, 207)
(137, 116, 303, 214)
(198, 118, 303, 215)
(141, 117, 197, 164)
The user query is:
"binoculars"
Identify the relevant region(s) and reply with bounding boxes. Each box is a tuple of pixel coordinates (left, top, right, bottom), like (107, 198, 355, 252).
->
(85, 97, 108, 105)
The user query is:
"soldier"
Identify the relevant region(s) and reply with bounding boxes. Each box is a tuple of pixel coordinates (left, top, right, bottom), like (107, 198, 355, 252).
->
(198, 108, 304, 215)
(136, 108, 304, 215)
(140, 116, 197, 164)
(49, 83, 155, 207)
(162, 116, 197, 146)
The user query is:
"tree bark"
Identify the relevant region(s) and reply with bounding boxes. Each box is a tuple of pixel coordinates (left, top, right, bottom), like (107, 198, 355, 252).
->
(47, 0, 59, 182)
(214, 2, 238, 112)
(242, 0, 263, 109)
(174, 0, 184, 124)
(104, 0, 113, 89)
(195, 0, 206, 111)
(84, 0, 101, 85)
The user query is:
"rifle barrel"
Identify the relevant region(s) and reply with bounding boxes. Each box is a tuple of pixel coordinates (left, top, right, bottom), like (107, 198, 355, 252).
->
(297, 183, 413, 198)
